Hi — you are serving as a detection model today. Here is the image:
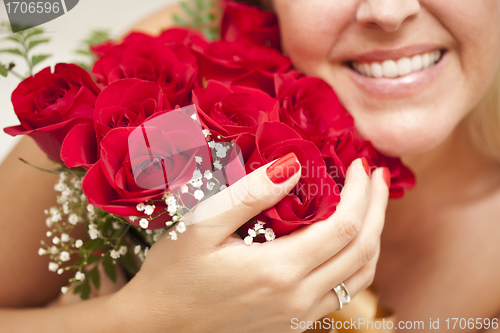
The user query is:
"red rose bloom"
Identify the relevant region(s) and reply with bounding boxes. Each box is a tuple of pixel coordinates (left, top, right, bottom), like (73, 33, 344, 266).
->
(322, 130, 415, 198)
(82, 110, 211, 229)
(61, 79, 171, 169)
(193, 39, 292, 97)
(193, 80, 278, 141)
(221, 1, 281, 51)
(92, 32, 198, 107)
(238, 122, 340, 237)
(275, 74, 354, 148)
(4, 63, 100, 164)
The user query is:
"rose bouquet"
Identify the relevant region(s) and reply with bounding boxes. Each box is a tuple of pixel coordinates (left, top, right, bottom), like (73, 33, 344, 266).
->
(2, 0, 414, 299)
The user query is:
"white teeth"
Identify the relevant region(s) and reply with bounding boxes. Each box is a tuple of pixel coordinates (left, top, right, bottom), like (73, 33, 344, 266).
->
(382, 60, 398, 78)
(397, 57, 412, 76)
(353, 50, 442, 78)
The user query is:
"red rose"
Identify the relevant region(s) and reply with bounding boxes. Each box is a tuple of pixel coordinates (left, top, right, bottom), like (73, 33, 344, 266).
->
(82, 110, 211, 229)
(61, 79, 171, 169)
(322, 130, 415, 198)
(92, 32, 198, 107)
(193, 80, 278, 141)
(275, 74, 354, 148)
(237, 122, 340, 237)
(221, 1, 281, 51)
(193, 39, 292, 97)
(4, 63, 100, 164)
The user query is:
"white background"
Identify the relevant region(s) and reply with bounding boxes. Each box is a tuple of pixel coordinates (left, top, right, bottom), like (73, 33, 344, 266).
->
(0, 0, 179, 163)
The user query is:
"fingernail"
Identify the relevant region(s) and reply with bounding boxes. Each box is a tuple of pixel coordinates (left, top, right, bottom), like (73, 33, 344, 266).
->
(382, 167, 391, 188)
(266, 152, 301, 184)
(361, 157, 370, 177)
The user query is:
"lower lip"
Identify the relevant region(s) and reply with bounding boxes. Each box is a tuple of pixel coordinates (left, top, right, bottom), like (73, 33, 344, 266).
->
(346, 52, 447, 98)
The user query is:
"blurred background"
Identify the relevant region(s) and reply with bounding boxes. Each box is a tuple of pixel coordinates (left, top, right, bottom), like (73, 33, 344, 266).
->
(0, 0, 179, 163)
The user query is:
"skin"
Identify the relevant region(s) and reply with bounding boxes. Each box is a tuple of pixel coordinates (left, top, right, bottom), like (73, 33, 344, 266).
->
(0, 5, 388, 332)
(270, 0, 500, 330)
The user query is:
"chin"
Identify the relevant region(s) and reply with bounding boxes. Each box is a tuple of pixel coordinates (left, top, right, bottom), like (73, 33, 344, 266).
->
(354, 116, 456, 158)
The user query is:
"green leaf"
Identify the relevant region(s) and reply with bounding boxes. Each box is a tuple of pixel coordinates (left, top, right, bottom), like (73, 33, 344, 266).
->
(102, 255, 117, 283)
(118, 246, 138, 276)
(75, 49, 92, 56)
(25, 28, 44, 40)
(73, 280, 91, 300)
(173, 14, 189, 26)
(180, 1, 195, 17)
(195, 13, 215, 25)
(31, 54, 51, 67)
(0, 65, 8, 77)
(86, 266, 101, 290)
(0, 48, 23, 56)
(28, 38, 50, 50)
(6, 35, 22, 44)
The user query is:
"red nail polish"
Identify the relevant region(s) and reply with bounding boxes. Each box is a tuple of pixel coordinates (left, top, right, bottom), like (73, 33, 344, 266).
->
(382, 167, 391, 188)
(266, 152, 301, 184)
(361, 157, 370, 176)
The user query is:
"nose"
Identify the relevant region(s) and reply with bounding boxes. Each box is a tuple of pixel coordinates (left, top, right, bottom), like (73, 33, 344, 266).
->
(356, 0, 421, 32)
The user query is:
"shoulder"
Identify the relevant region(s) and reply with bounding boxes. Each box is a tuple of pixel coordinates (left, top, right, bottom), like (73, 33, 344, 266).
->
(124, 0, 222, 36)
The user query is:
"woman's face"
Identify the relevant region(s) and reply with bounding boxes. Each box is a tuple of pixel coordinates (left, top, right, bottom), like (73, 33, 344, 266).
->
(271, 0, 500, 156)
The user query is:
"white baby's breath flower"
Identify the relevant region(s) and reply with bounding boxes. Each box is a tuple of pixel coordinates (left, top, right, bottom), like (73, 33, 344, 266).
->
(61, 233, 70, 243)
(206, 182, 215, 191)
(219, 185, 227, 191)
(88, 224, 101, 240)
(61, 286, 69, 294)
(203, 129, 211, 137)
(204, 170, 213, 180)
(180, 185, 189, 193)
(45, 217, 53, 228)
(51, 212, 62, 222)
(54, 182, 65, 192)
(248, 229, 257, 238)
(112, 221, 121, 230)
(60, 251, 70, 262)
(176, 222, 186, 234)
(244, 236, 253, 246)
(46, 231, 52, 237)
(264, 228, 276, 242)
(87, 204, 95, 213)
(57, 268, 64, 275)
(134, 245, 141, 255)
(110, 250, 120, 259)
(136, 202, 146, 212)
(213, 160, 222, 170)
(166, 221, 173, 227)
(38, 248, 46, 256)
(190, 179, 203, 188)
(48, 262, 59, 272)
(74, 239, 83, 248)
(216, 148, 227, 158)
(195, 156, 203, 164)
(144, 205, 155, 216)
(129, 216, 138, 222)
(194, 190, 204, 200)
(50, 246, 58, 254)
(139, 218, 149, 229)
(62, 203, 70, 215)
(208, 141, 215, 148)
(192, 169, 202, 180)
(167, 204, 178, 215)
(75, 271, 85, 281)
(52, 236, 60, 245)
(68, 214, 79, 225)
(165, 195, 176, 205)
(172, 215, 179, 222)
(169, 231, 178, 240)
(119, 246, 128, 255)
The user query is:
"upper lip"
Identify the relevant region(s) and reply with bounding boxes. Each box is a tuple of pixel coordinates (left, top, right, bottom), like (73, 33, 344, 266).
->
(347, 44, 444, 63)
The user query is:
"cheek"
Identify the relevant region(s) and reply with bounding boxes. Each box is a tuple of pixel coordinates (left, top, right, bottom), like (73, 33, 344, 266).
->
(275, 0, 356, 73)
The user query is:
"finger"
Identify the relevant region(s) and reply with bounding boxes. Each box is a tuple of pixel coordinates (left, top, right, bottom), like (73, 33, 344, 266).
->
(189, 153, 302, 244)
(300, 249, 380, 322)
(269, 158, 371, 273)
(303, 167, 389, 296)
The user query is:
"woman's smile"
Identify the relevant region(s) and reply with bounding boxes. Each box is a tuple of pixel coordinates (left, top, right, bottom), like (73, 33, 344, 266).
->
(344, 46, 447, 97)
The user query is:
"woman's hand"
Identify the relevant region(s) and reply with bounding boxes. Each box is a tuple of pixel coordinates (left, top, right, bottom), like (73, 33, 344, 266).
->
(110, 156, 390, 333)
